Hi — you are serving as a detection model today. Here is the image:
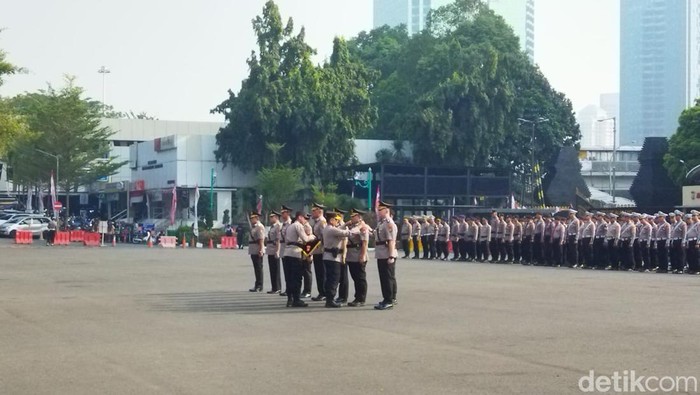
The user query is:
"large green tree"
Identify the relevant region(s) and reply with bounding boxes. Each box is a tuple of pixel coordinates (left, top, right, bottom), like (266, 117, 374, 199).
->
(7, 78, 126, 212)
(348, 0, 579, 200)
(213, 1, 375, 184)
(0, 38, 28, 156)
(665, 100, 700, 185)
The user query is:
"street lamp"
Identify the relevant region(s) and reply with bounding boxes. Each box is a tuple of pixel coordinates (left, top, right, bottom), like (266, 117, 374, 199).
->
(35, 148, 59, 216)
(518, 117, 549, 206)
(597, 117, 617, 203)
(210, 168, 217, 213)
(97, 66, 111, 116)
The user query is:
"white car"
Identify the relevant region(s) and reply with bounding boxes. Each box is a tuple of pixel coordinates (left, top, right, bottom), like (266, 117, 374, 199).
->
(0, 217, 50, 238)
(0, 213, 44, 226)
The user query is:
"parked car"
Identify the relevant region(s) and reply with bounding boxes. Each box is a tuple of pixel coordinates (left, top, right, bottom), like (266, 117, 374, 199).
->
(0, 216, 50, 238)
(0, 213, 44, 226)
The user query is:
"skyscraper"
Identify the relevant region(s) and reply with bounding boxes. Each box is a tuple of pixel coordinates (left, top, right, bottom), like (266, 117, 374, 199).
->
(373, 0, 535, 59)
(620, 0, 700, 145)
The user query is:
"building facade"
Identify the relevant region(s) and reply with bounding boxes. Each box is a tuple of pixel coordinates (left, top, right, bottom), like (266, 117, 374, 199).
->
(620, 0, 700, 145)
(373, 0, 535, 59)
(580, 146, 642, 202)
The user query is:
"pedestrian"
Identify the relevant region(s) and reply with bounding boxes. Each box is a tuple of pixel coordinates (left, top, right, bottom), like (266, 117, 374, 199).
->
(420, 216, 430, 259)
(605, 214, 621, 270)
(686, 211, 700, 275)
(346, 208, 370, 307)
(551, 217, 566, 267)
(579, 212, 595, 269)
(321, 211, 354, 308)
(282, 211, 316, 307)
(374, 201, 398, 310)
(619, 213, 636, 271)
(400, 217, 411, 258)
(533, 213, 545, 265)
(593, 212, 608, 270)
(411, 217, 422, 259)
(670, 211, 687, 273)
(265, 211, 282, 294)
(333, 208, 349, 305)
(279, 205, 293, 297)
(565, 210, 580, 268)
(309, 203, 327, 301)
(248, 211, 265, 292)
(655, 212, 671, 273)
(47, 217, 57, 246)
(478, 217, 491, 262)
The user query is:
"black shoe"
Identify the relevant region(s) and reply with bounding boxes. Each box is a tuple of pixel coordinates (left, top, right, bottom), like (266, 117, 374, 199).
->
(374, 302, 393, 310)
(249, 288, 262, 293)
(301, 292, 311, 298)
(311, 295, 326, 301)
(267, 290, 281, 294)
(348, 300, 365, 307)
(334, 298, 347, 305)
(325, 301, 342, 308)
(279, 292, 287, 296)
(291, 301, 308, 307)
(286, 299, 293, 307)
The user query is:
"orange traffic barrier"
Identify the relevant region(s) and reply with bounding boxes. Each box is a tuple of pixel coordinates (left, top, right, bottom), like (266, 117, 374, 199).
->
(208, 238, 214, 249)
(15, 230, 33, 244)
(221, 236, 238, 249)
(112, 235, 117, 247)
(181, 235, 187, 248)
(160, 236, 177, 248)
(54, 231, 70, 246)
(69, 230, 85, 242)
(83, 232, 101, 247)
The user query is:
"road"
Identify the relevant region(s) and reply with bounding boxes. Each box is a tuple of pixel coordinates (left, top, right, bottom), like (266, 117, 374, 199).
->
(1, 239, 699, 394)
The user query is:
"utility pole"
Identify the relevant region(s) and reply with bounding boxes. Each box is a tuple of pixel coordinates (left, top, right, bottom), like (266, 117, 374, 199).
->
(97, 66, 111, 116)
(598, 117, 617, 204)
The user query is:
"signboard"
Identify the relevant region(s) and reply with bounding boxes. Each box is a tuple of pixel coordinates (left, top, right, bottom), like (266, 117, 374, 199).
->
(98, 221, 109, 234)
(682, 186, 700, 208)
(53, 201, 63, 210)
(154, 135, 177, 152)
(132, 180, 145, 191)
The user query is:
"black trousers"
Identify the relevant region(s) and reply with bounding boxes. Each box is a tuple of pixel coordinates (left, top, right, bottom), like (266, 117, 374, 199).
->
(522, 237, 532, 263)
(428, 235, 436, 258)
(347, 261, 367, 303)
(633, 240, 643, 269)
(458, 239, 467, 260)
(657, 240, 669, 272)
(580, 237, 592, 267)
(323, 260, 341, 302)
(48, 229, 56, 244)
(268, 255, 281, 291)
(478, 240, 490, 261)
(593, 238, 606, 269)
(377, 259, 397, 304)
(620, 240, 634, 270)
(302, 259, 313, 294)
(607, 240, 619, 269)
(412, 236, 420, 258)
(671, 240, 685, 271)
(401, 239, 410, 257)
(285, 257, 303, 302)
(542, 236, 551, 265)
(566, 236, 578, 267)
(338, 263, 349, 301)
(468, 240, 477, 260)
(533, 236, 543, 264)
(281, 256, 291, 293)
(513, 240, 521, 263)
(250, 254, 264, 290)
(490, 239, 499, 261)
(421, 236, 429, 258)
(504, 241, 513, 262)
(640, 241, 651, 270)
(687, 241, 699, 273)
(312, 254, 324, 296)
(551, 239, 562, 266)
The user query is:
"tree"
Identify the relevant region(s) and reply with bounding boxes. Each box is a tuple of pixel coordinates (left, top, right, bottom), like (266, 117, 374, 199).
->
(7, 77, 126, 212)
(665, 100, 700, 185)
(0, 37, 28, 156)
(256, 166, 304, 213)
(196, 191, 214, 229)
(213, 1, 375, 184)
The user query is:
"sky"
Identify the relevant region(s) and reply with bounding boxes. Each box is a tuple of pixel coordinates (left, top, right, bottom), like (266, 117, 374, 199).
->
(0, 0, 619, 122)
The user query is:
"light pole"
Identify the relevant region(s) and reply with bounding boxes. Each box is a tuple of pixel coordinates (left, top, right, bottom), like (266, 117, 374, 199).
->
(597, 117, 617, 203)
(518, 117, 549, 206)
(210, 168, 216, 213)
(35, 148, 59, 216)
(97, 66, 111, 116)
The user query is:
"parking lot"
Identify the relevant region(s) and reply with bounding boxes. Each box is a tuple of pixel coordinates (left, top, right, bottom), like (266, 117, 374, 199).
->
(2, 238, 700, 394)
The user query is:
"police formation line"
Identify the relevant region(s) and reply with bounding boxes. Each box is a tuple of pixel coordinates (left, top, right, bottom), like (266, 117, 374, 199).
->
(246, 201, 398, 310)
(399, 209, 700, 274)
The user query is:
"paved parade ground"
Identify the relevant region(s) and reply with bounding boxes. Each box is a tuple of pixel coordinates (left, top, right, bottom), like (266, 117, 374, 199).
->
(2, 239, 700, 394)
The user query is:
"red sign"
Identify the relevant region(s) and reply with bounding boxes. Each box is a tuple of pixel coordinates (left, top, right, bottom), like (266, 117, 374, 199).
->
(53, 202, 63, 210)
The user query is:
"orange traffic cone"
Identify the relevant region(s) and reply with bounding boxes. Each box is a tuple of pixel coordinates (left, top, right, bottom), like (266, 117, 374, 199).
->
(208, 238, 213, 249)
(112, 235, 116, 247)
(182, 235, 187, 248)
(147, 237, 153, 248)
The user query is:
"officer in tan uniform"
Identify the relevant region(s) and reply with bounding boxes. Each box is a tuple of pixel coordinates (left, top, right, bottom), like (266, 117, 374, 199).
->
(265, 211, 282, 294)
(283, 211, 317, 307)
(334, 208, 350, 305)
(411, 217, 422, 259)
(309, 203, 327, 300)
(278, 205, 293, 297)
(375, 201, 398, 310)
(322, 211, 355, 308)
(346, 209, 370, 307)
(436, 218, 450, 261)
(247, 211, 266, 292)
(400, 217, 411, 258)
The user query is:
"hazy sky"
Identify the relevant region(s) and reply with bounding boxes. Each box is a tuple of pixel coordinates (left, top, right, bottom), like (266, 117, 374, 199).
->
(0, 0, 619, 122)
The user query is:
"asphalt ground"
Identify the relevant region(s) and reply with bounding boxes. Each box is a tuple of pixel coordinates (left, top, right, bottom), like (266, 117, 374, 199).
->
(1, 238, 700, 394)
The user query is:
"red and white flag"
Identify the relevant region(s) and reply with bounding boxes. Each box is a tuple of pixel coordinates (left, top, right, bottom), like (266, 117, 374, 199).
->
(50, 171, 57, 216)
(170, 185, 177, 225)
(510, 194, 519, 209)
(374, 185, 380, 216)
(256, 195, 263, 214)
(193, 185, 200, 237)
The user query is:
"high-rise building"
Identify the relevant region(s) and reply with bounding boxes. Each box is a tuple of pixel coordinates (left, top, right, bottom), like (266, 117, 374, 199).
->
(373, 0, 535, 59)
(486, 0, 535, 60)
(620, 0, 700, 145)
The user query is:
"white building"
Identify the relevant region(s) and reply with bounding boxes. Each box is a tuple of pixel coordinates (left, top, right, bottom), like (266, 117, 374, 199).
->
(486, 0, 535, 60)
(577, 105, 614, 149)
(580, 146, 641, 203)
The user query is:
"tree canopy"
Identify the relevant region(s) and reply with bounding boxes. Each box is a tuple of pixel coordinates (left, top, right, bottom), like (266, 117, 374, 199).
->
(0, 37, 28, 156)
(213, 1, 375, 184)
(665, 100, 700, 185)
